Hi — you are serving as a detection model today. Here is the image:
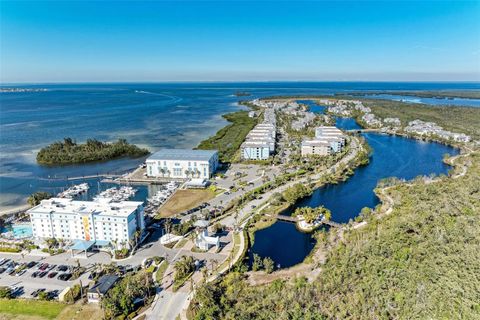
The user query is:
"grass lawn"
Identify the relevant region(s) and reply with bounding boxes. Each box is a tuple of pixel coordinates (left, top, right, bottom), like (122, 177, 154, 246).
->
(56, 302, 103, 320)
(157, 189, 215, 218)
(0, 299, 66, 320)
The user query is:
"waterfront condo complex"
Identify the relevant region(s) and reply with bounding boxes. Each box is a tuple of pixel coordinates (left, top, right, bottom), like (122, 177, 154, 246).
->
(241, 107, 277, 160)
(146, 149, 219, 179)
(27, 197, 145, 249)
(301, 126, 346, 156)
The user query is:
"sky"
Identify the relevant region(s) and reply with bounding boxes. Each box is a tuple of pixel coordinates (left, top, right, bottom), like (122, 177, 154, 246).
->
(1, 0, 479, 83)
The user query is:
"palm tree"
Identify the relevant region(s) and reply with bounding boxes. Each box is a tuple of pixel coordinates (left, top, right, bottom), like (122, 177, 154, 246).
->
(174, 256, 195, 281)
(164, 218, 172, 235)
(133, 229, 141, 248)
(111, 239, 118, 250)
(194, 168, 201, 178)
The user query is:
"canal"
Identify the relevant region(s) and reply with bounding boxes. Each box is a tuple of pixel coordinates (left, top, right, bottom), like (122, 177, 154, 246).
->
(249, 110, 459, 268)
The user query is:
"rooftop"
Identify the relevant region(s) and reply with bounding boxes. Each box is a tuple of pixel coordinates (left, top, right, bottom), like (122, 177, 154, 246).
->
(88, 275, 119, 295)
(302, 140, 331, 147)
(147, 149, 218, 161)
(27, 198, 143, 217)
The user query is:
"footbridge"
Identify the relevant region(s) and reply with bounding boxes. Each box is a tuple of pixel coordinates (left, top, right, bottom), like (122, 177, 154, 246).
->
(346, 128, 381, 134)
(275, 215, 343, 228)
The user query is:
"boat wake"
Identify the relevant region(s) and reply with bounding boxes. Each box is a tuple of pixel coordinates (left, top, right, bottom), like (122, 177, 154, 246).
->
(134, 90, 183, 104)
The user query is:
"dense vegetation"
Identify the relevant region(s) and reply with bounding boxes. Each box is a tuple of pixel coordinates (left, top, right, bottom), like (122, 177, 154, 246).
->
(348, 90, 480, 99)
(360, 99, 480, 139)
(293, 206, 331, 223)
(27, 191, 53, 206)
(196, 111, 259, 163)
(173, 255, 196, 291)
(101, 270, 155, 319)
(36, 138, 149, 165)
(190, 153, 480, 319)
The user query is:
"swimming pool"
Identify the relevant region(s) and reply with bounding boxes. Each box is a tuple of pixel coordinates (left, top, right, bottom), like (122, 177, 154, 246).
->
(1, 224, 33, 239)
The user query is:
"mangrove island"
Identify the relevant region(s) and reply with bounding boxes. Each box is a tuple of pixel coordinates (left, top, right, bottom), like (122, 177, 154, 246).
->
(36, 138, 150, 165)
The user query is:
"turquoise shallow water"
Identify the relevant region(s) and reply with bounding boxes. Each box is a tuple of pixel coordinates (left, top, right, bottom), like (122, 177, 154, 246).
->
(0, 82, 478, 209)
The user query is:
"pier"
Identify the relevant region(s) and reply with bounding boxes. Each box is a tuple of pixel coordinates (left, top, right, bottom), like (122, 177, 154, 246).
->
(38, 174, 123, 181)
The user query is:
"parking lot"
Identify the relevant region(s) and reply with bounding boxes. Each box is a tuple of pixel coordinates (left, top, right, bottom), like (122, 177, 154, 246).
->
(0, 257, 91, 300)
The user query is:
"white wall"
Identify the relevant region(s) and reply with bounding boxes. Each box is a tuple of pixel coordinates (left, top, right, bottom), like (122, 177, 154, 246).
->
(146, 157, 218, 179)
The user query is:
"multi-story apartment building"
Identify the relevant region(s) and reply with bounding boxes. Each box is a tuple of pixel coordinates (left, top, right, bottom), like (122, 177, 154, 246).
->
(241, 107, 277, 160)
(146, 149, 219, 179)
(301, 140, 332, 156)
(28, 198, 145, 249)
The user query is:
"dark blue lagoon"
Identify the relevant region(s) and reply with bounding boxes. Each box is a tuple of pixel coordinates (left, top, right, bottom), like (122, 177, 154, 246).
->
(335, 117, 362, 130)
(250, 131, 459, 268)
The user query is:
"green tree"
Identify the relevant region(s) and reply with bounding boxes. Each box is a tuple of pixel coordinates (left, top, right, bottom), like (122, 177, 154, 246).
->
(174, 256, 195, 281)
(263, 257, 275, 274)
(27, 192, 53, 206)
(0, 287, 12, 299)
(252, 253, 263, 271)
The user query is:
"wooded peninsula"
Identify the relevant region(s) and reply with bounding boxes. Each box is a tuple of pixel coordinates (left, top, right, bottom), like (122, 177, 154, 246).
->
(36, 138, 150, 165)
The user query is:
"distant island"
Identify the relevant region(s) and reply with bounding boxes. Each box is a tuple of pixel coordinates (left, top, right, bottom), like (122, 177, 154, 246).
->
(345, 90, 480, 100)
(234, 91, 251, 97)
(0, 88, 49, 93)
(36, 138, 150, 165)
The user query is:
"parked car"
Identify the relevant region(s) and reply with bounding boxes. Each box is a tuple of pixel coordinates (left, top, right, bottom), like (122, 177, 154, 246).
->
(58, 273, 72, 281)
(38, 263, 48, 271)
(0, 267, 5, 274)
(10, 286, 24, 297)
(26, 261, 37, 268)
(31, 271, 39, 278)
(31, 288, 46, 298)
(57, 265, 68, 272)
(48, 272, 58, 278)
(47, 290, 59, 299)
(37, 271, 48, 278)
(16, 269, 27, 277)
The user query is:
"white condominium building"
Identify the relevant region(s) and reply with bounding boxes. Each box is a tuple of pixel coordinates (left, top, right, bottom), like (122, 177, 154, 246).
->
(28, 198, 145, 249)
(241, 107, 277, 160)
(146, 149, 219, 179)
(315, 126, 346, 153)
(301, 140, 332, 156)
(302, 126, 346, 156)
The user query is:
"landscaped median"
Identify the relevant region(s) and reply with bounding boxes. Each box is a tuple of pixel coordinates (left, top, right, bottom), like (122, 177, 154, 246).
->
(155, 260, 169, 284)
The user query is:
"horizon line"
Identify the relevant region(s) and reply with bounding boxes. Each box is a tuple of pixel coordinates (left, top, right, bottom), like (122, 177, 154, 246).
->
(2, 80, 480, 86)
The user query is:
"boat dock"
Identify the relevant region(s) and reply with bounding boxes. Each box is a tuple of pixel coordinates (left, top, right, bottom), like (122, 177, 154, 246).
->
(38, 173, 122, 181)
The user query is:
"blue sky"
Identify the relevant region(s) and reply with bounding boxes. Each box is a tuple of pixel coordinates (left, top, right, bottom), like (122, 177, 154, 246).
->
(1, 1, 479, 82)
